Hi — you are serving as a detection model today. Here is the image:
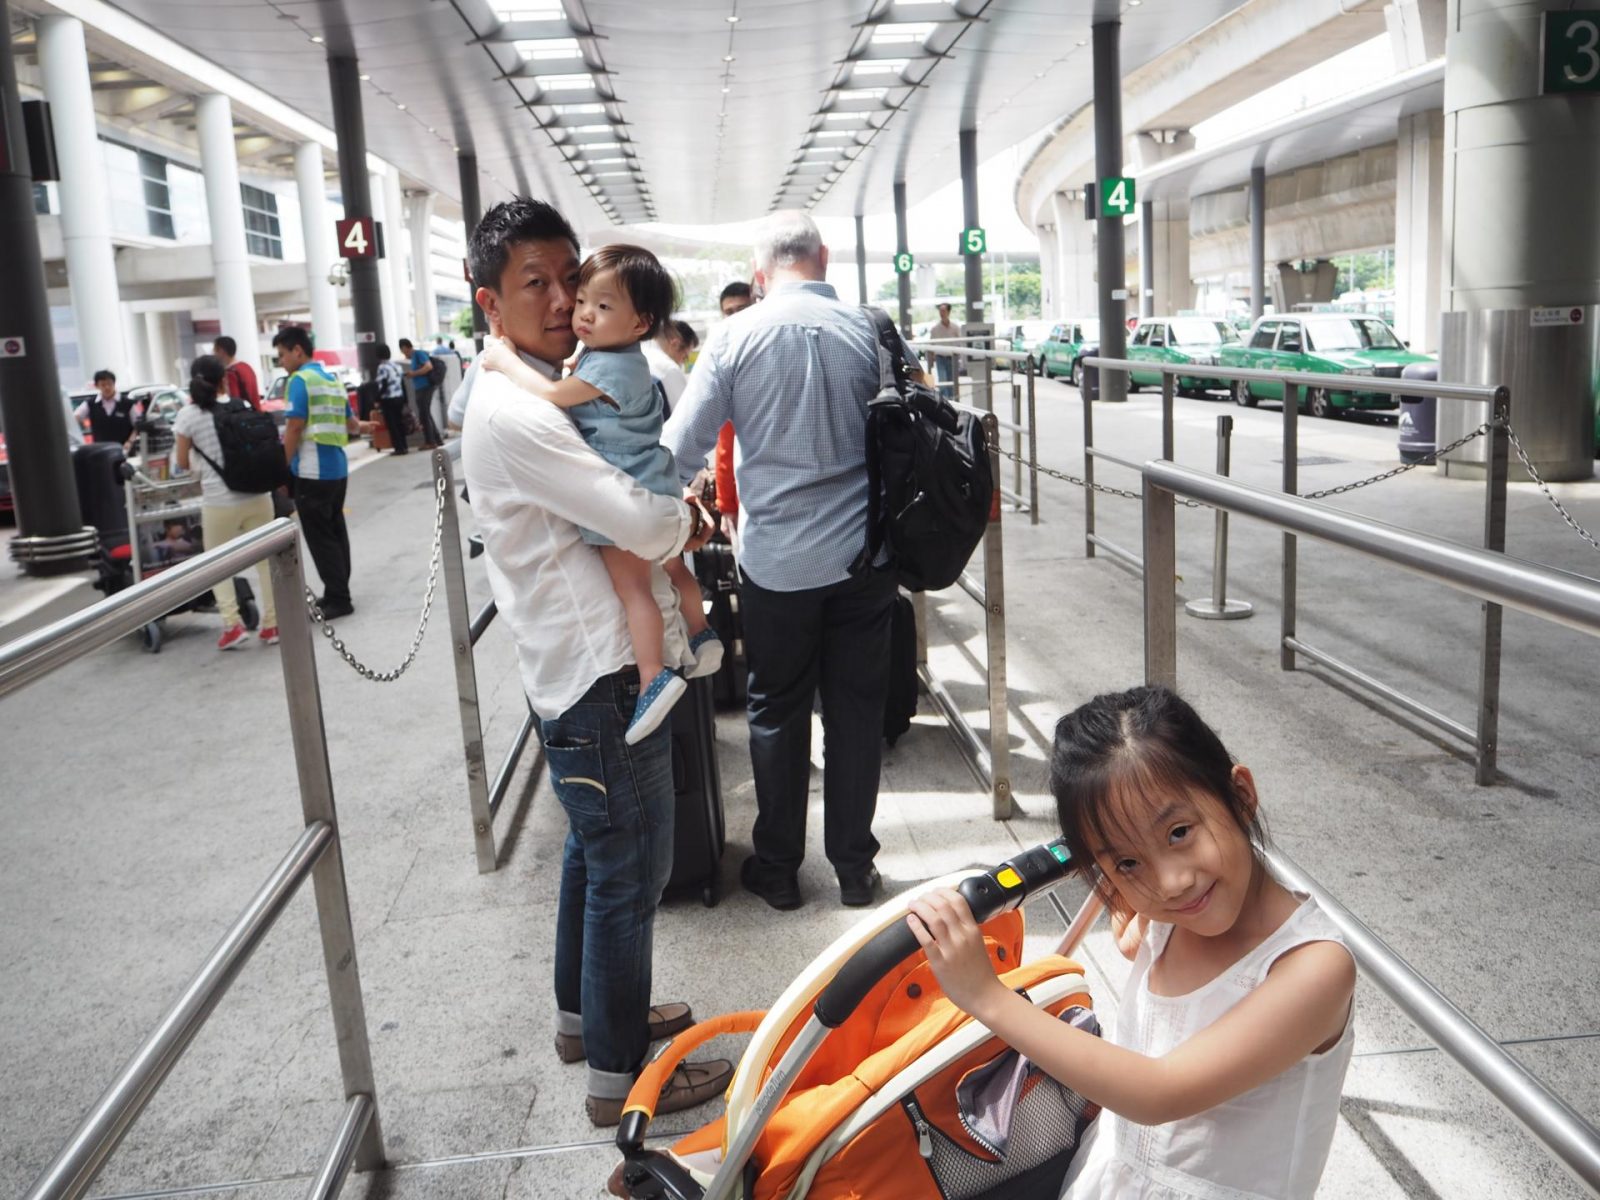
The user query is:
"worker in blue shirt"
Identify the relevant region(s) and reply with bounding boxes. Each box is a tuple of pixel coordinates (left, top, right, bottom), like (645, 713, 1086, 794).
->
(399, 337, 444, 447)
(273, 327, 362, 619)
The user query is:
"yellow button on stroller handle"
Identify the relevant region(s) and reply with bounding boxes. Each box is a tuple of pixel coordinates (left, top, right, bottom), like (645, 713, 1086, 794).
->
(995, 867, 1022, 889)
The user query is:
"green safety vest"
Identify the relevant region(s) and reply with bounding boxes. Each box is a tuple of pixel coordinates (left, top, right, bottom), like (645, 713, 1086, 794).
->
(296, 366, 348, 447)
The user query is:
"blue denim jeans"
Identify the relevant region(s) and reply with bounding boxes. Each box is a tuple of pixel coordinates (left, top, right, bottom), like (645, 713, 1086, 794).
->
(540, 667, 674, 1099)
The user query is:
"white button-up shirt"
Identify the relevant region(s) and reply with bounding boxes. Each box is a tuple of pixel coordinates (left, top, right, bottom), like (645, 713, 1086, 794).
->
(461, 352, 697, 720)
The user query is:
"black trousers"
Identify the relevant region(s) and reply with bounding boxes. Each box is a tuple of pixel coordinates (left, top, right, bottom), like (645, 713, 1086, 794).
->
(739, 567, 897, 876)
(377, 391, 409, 453)
(294, 476, 351, 606)
(413, 385, 443, 445)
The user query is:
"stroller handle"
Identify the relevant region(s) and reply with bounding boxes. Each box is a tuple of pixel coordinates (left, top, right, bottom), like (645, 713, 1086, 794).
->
(813, 839, 1073, 1029)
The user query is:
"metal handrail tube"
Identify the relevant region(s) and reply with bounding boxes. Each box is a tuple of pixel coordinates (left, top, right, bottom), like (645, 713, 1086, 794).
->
(1284, 636, 1476, 745)
(1089, 533, 1143, 574)
(1144, 462, 1600, 637)
(1085, 446, 1144, 474)
(1268, 850, 1600, 1194)
(956, 571, 985, 606)
(0, 520, 297, 699)
(24, 822, 334, 1200)
(468, 599, 498, 647)
(988, 414, 1028, 436)
(487, 708, 540, 821)
(304, 1094, 376, 1200)
(909, 342, 1033, 364)
(1085, 356, 1505, 404)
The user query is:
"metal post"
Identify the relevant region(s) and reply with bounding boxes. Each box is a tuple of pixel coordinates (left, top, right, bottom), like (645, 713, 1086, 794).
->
(435, 451, 496, 871)
(979, 412, 1012, 819)
(267, 541, 385, 1171)
(1186, 415, 1253, 620)
(458, 153, 486, 351)
(959, 127, 983, 321)
(1092, 20, 1128, 403)
(950, 352, 962, 403)
(1083, 378, 1097, 557)
(1026, 359, 1039, 525)
(1281, 382, 1300, 670)
(327, 56, 384, 380)
(1142, 482, 1178, 689)
(1160, 372, 1175, 460)
(1010, 375, 1023, 502)
(1250, 166, 1266, 322)
(894, 180, 912, 337)
(0, 1, 90, 574)
(1476, 388, 1509, 784)
(1140, 199, 1155, 318)
(854, 213, 868, 305)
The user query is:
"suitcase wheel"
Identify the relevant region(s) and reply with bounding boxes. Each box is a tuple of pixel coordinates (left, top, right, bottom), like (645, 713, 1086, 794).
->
(141, 622, 162, 654)
(702, 882, 718, 908)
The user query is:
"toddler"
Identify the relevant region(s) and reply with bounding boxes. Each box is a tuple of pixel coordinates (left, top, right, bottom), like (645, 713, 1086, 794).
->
(908, 686, 1357, 1199)
(481, 244, 721, 743)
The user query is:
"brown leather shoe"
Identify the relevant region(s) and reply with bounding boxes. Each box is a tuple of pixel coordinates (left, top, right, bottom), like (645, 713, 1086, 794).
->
(554, 1002, 695, 1064)
(586, 1057, 734, 1128)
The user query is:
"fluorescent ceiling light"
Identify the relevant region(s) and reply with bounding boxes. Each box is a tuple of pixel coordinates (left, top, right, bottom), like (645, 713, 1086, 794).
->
(513, 37, 580, 60)
(852, 59, 909, 75)
(837, 87, 890, 101)
(870, 22, 936, 44)
(537, 74, 595, 90)
(493, 4, 565, 19)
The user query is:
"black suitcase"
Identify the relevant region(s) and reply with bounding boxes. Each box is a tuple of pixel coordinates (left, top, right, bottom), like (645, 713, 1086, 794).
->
(693, 543, 747, 708)
(71, 442, 129, 545)
(666, 675, 724, 906)
(884, 592, 919, 746)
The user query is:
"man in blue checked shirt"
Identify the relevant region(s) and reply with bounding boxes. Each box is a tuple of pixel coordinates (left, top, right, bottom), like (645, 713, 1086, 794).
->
(664, 211, 927, 913)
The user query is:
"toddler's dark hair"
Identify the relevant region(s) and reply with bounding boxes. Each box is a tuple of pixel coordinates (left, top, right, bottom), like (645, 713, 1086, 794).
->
(1049, 686, 1264, 904)
(581, 244, 677, 340)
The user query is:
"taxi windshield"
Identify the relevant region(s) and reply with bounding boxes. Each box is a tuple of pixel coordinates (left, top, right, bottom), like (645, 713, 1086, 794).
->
(1169, 318, 1232, 346)
(1304, 317, 1404, 351)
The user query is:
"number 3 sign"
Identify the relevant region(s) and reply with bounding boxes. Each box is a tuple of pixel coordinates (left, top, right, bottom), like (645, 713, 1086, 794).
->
(336, 217, 376, 259)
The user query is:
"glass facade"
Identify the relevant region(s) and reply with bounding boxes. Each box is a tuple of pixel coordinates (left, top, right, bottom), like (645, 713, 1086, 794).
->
(139, 149, 175, 238)
(241, 183, 283, 259)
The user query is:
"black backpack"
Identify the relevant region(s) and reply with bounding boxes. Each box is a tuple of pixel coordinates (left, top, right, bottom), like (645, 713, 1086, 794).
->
(428, 354, 451, 389)
(194, 400, 291, 494)
(854, 308, 993, 593)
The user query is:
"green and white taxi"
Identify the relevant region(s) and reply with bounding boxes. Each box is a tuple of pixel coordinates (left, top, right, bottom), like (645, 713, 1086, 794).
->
(1035, 319, 1101, 386)
(1220, 314, 1434, 417)
(1126, 316, 1240, 395)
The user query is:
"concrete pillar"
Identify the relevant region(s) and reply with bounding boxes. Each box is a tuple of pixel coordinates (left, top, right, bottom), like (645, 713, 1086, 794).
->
(1393, 109, 1443, 352)
(1139, 201, 1155, 318)
(1249, 166, 1266, 319)
(1133, 130, 1196, 315)
(407, 190, 437, 337)
(36, 15, 127, 382)
(893, 179, 911, 336)
(1037, 224, 1058, 318)
(1051, 190, 1096, 317)
(294, 141, 343, 351)
(195, 93, 263, 375)
(143, 311, 167, 382)
(327, 55, 384, 378)
(1092, 19, 1128, 401)
(381, 166, 413, 340)
(121, 305, 151, 383)
(1386, 0, 1447, 68)
(457, 153, 486, 349)
(368, 169, 398, 345)
(854, 214, 868, 305)
(959, 127, 982, 320)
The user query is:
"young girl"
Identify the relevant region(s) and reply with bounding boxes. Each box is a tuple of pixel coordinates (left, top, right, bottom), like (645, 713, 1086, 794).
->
(908, 686, 1356, 1199)
(481, 244, 721, 743)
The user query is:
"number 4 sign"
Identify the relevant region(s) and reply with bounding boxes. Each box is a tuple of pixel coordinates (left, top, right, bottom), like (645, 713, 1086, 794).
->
(336, 217, 376, 259)
(1100, 176, 1136, 217)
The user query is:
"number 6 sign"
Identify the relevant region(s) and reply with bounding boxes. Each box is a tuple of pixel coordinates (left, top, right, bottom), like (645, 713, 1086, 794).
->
(336, 217, 376, 259)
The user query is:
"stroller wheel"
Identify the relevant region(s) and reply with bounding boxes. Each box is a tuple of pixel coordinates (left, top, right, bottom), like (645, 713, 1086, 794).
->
(141, 622, 162, 653)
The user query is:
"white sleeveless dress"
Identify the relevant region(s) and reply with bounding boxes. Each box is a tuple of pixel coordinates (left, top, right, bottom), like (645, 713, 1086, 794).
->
(1060, 894, 1355, 1199)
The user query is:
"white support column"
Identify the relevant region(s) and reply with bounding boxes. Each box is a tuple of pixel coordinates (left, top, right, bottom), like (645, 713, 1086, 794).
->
(1051, 190, 1096, 317)
(121, 305, 151, 383)
(195, 94, 263, 374)
(369, 169, 398, 343)
(1134, 130, 1197, 314)
(407, 191, 437, 337)
(36, 15, 127, 382)
(144, 311, 175, 383)
(1394, 109, 1443, 353)
(382, 166, 413, 341)
(294, 141, 343, 351)
(1037, 225, 1059, 320)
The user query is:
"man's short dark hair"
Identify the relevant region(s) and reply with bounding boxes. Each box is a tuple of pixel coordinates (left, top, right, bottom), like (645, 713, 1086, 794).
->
(213, 335, 237, 357)
(92, 368, 116, 384)
(719, 281, 753, 306)
(673, 319, 699, 351)
(375, 342, 391, 361)
(398, 338, 414, 352)
(581, 245, 676, 340)
(468, 198, 580, 292)
(271, 326, 314, 356)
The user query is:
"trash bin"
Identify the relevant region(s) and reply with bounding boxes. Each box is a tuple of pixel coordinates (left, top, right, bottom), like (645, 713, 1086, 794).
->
(1398, 362, 1438, 464)
(1082, 360, 1100, 403)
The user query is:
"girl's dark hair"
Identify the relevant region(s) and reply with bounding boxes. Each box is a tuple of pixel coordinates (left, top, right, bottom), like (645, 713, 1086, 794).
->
(1049, 686, 1264, 902)
(580, 244, 677, 339)
(189, 354, 226, 410)
(673, 319, 699, 350)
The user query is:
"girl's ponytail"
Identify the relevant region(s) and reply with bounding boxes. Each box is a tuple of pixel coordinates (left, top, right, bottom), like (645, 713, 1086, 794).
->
(188, 353, 226, 410)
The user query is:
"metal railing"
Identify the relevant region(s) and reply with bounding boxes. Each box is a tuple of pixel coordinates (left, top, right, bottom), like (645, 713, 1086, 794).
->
(911, 341, 1040, 524)
(914, 405, 1013, 819)
(433, 446, 541, 873)
(1, 519, 384, 1200)
(1090, 356, 1511, 784)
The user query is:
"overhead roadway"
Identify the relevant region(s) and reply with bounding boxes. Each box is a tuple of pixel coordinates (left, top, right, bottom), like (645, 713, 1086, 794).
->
(69, 0, 1249, 228)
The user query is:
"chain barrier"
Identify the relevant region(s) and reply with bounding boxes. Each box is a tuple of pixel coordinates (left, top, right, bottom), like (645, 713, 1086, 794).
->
(302, 473, 448, 682)
(1505, 422, 1600, 559)
(1302, 423, 1492, 500)
(995, 447, 1205, 507)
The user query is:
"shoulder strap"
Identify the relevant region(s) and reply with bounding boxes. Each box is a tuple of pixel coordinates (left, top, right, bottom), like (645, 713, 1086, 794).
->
(863, 306, 917, 395)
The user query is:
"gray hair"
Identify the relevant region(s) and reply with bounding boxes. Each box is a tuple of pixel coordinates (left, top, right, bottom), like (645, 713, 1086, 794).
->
(754, 211, 824, 273)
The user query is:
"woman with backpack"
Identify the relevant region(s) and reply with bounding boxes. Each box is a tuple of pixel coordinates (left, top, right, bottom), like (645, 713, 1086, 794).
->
(173, 354, 279, 651)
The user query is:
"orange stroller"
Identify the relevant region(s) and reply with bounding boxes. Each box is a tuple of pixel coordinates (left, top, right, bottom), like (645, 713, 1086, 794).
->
(617, 839, 1104, 1200)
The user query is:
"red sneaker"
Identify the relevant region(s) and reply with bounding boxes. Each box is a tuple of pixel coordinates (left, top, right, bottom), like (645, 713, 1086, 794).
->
(258, 626, 280, 645)
(217, 624, 249, 651)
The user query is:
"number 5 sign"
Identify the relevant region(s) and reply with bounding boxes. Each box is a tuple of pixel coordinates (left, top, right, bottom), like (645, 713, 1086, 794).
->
(959, 227, 986, 256)
(336, 217, 376, 259)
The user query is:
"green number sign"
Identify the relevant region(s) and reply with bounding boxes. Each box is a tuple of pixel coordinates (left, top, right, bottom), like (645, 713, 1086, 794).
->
(894, 251, 914, 274)
(1544, 12, 1600, 93)
(1100, 176, 1136, 217)
(959, 227, 987, 256)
